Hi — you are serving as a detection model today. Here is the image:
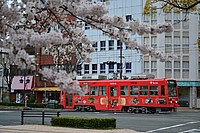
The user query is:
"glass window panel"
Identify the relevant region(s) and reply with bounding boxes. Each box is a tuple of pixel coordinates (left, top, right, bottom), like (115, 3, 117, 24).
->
(120, 86, 128, 96)
(183, 69, 189, 78)
(126, 62, 131, 73)
(92, 64, 97, 74)
(165, 69, 171, 78)
(140, 86, 148, 96)
(110, 87, 117, 96)
(84, 64, 89, 74)
(109, 40, 114, 50)
(130, 86, 138, 95)
(174, 69, 180, 78)
(90, 86, 98, 96)
(99, 86, 106, 96)
(100, 41, 106, 51)
(100, 64, 105, 73)
(150, 86, 158, 96)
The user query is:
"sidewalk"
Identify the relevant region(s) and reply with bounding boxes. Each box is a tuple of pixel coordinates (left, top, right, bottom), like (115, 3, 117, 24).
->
(0, 125, 143, 133)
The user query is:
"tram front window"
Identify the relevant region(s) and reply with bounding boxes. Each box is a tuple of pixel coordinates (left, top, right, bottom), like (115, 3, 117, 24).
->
(168, 80, 177, 97)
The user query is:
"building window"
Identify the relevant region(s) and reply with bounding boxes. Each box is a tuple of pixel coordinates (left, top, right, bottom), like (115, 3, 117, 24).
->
(165, 36, 172, 44)
(92, 42, 98, 51)
(116, 63, 119, 72)
(92, 64, 97, 74)
(183, 61, 189, 78)
(126, 15, 132, 21)
(144, 37, 149, 44)
(41, 47, 50, 55)
(126, 62, 131, 73)
(117, 40, 122, 50)
(182, 35, 189, 54)
(100, 41, 106, 51)
(165, 61, 172, 69)
(144, 61, 149, 69)
(85, 23, 90, 30)
(144, 69, 149, 75)
(84, 64, 89, 74)
(109, 64, 114, 73)
(165, 44, 172, 53)
(165, 69, 172, 78)
(174, 61, 180, 78)
(174, 61, 180, 68)
(109, 40, 114, 50)
(165, 12, 172, 21)
(151, 36, 157, 48)
(151, 61, 157, 75)
(100, 63, 105, 73)
(77, 64, 82, 76)
(174, 44, 180, 54)
(199, 57, 200, 79)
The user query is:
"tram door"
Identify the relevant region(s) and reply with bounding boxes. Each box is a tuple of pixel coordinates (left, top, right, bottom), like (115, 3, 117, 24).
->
(108, 86, 119, 110)
(65, 93, 73, 109)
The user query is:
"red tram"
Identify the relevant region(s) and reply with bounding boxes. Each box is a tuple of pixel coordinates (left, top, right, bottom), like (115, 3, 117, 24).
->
(59, 75, 179, 113)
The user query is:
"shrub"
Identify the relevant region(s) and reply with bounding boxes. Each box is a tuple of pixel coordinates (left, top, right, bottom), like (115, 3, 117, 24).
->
(51, 116, 116, 129)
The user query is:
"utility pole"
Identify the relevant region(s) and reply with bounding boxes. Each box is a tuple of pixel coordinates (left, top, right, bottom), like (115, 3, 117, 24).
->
(119, 41, 123, 79)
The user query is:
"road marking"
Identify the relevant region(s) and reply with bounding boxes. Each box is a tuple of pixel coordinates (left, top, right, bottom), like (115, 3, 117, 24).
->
(147, 121, 200, 132)
(0, 111, 14, 113)
(178, 129, 198, 133)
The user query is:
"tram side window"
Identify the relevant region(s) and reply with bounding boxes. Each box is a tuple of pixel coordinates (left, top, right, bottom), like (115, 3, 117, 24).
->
(130, 86, 138, 95)
(110, 87, 117, 96)
(120, 86, 128, 96)
(90, 86, 98, 96)
(150, 86, 158, 96)
(140, 86, 148, 96)
(161, 85, 165, 96)
(99, 86, 106, 96)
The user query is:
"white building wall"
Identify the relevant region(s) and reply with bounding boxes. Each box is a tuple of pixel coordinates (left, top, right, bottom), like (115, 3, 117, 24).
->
(83, 0, 144, 79)
(189, 14, 198, 80)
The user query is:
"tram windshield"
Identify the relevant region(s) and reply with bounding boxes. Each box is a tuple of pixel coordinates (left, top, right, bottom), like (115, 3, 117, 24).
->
(168, 80, 177, 97)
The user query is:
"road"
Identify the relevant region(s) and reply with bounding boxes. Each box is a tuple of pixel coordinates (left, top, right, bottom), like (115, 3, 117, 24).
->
(0, 109, 199, 133)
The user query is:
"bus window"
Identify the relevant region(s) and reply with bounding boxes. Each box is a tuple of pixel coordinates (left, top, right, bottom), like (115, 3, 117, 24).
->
(99, 86, 106, 96)
(140, 86, 148, 96)
(150, 86, 158, 96)
(168, 80, 177, 96)
(161, 85, 165, 96)
(120, 86, 128, 96)
(130, 86, 138, 95)
(90, 86, 98, 96)
(110, 87, 117, 96)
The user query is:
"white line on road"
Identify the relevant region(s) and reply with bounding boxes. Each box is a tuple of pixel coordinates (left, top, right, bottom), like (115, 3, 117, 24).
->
(0, 111, 14, 113)
(147, 121, 200, 133)
(178, 129, 197, 133)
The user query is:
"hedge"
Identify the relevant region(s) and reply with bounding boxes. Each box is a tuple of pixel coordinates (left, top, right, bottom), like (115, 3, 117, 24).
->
(51, 116, 116, 129)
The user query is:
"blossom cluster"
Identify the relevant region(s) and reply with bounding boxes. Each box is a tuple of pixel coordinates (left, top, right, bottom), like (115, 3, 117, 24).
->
(0, 0, 178, 94)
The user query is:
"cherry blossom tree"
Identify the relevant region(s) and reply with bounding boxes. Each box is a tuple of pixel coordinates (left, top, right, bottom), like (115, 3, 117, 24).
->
(0, 0, 178, 94)
(143, 0, 200, 16)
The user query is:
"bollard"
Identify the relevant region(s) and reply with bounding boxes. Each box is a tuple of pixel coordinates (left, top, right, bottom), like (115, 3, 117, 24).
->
(57, 111, 60, 117)
(21, 111, 24, 125)
(42, 111, 44, 125)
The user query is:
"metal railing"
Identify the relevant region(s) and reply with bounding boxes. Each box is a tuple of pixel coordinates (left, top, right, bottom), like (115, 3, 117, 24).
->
(21, 110, 60, 125)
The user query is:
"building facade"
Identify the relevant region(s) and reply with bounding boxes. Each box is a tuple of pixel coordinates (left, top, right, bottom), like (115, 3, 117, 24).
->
(82, 0, 200, 108)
